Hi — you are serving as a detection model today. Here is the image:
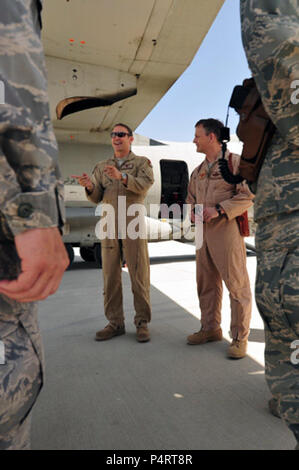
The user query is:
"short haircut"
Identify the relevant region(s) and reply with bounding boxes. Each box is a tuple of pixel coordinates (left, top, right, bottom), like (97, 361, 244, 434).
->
(112, 123, 133, 136)
(195, 118, 224, 143)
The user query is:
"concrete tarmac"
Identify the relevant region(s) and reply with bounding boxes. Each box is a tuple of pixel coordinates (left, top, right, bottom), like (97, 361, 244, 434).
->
(31, 241, 296, 450)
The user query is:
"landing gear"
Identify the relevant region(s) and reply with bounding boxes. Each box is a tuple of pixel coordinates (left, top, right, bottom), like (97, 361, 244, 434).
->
(245, 242, 256, 257)
(64, 243, 103, 268)
(65, 243, 74, 267)
(80, 245, 102, 268)
(79, 246, 95, 262)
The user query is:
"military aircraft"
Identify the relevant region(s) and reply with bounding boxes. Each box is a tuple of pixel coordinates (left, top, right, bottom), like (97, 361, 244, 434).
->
(42, 0, 256, 267)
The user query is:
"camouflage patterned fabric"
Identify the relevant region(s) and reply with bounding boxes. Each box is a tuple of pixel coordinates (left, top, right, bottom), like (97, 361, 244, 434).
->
(0, 0, 64, 449)
(240, 0, 299, 448)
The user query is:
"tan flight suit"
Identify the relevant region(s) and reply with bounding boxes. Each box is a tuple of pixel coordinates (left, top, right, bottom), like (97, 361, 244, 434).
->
(186, 151, 254, 341)
(86, 151, 154, 328)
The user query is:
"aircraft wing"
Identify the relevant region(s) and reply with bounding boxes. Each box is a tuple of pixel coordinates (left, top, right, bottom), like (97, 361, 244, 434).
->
(42, 0, 224, 145)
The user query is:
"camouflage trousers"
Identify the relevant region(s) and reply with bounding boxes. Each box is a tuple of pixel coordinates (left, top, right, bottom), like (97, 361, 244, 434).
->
(255, 211, 299, 446)
(0, 298, 43, 450)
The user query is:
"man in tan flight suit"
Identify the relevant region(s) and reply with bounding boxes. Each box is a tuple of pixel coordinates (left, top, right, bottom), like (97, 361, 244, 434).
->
(73, 123, 154, 342)
(186, 119, 254, 358)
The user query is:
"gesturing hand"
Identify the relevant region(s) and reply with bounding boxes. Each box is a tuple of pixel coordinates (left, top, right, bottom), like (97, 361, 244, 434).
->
(71, 173, 94, 192)
(103, 165, 122, 180)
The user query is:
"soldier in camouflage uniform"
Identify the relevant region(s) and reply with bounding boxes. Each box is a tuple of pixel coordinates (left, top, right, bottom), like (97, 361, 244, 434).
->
(240, 0, 299, 449)
(0, 0, 68, 449)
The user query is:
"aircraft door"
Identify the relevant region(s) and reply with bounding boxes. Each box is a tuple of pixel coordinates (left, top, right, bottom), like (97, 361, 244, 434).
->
(159, 160, 189, 219)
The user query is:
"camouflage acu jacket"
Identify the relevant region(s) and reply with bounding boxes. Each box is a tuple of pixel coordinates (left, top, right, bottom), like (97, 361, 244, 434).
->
(0, 0, 64, 279)
(240, 0, 299, 222)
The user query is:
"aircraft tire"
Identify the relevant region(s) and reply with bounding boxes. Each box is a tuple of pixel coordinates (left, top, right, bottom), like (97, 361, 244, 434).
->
(245, 242, 256, 257)
(80, 246, 95, 262)
(65, 243, 75, 267)
(94, 243, 102, 269)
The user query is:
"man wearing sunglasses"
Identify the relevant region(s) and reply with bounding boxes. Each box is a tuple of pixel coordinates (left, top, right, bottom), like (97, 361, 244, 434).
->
(73, 123, 154, 342)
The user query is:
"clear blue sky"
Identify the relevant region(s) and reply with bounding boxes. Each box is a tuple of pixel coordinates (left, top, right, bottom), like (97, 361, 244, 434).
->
(136, 0, 251, 142)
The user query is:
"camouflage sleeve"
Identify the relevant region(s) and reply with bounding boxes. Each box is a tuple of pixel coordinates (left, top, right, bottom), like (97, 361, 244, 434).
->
(126, 157, 154, 195)
(0, 0, 64, 238)
(240, 0, 299, 146)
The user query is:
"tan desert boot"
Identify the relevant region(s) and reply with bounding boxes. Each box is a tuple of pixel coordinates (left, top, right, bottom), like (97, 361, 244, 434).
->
(136, 323, 150, 342)
(227, 339, 247, 359)
(187, 328, 222, 345)
(95, 324, 125, 341)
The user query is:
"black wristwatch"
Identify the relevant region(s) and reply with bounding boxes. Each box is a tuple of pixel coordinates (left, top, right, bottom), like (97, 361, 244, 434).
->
(215, 203, 222, 216)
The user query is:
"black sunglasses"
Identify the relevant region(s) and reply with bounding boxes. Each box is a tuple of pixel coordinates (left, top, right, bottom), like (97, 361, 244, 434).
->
(110, 131, 132, 138)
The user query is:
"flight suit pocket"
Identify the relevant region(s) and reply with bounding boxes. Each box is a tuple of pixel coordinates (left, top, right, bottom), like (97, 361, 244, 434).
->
(101, 238, 116, 248)
(140, 165, 153, 183)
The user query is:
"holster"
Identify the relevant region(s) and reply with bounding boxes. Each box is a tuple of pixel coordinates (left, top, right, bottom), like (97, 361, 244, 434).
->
(228, 154, 250, 237)
(229, 78, 276, 183)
